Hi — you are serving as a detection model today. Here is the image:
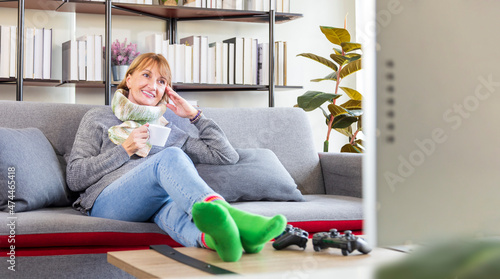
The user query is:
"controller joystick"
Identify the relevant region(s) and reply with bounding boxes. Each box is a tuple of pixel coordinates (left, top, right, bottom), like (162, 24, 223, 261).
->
(272, 224, 309, 250)
(312, 229, 372, 256)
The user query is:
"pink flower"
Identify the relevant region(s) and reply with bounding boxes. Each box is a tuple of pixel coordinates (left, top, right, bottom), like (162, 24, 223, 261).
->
(104, 38, 140, 66)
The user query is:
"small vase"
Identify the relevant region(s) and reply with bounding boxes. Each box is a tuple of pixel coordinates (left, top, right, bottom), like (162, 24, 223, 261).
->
(112, 65, 129, 82)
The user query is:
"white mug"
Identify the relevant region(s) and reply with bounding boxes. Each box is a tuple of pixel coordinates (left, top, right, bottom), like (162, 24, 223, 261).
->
(148, 124, 171, 146)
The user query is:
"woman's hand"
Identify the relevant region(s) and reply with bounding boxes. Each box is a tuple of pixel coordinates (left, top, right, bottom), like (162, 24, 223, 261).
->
(165, 86, 199, 119)
(122, 123, 150, 156)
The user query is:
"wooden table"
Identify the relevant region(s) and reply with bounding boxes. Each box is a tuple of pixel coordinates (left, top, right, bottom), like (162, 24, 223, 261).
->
(108, 240, 406, 278)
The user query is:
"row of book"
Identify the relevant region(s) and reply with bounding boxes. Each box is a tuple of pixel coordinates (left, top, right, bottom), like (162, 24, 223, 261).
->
(0, 26, 52, 80)
(87, 0, 291, 13)
(146, 34, 287, 86)
(182, 0, 290, 12)
(62, 35, 103, 82)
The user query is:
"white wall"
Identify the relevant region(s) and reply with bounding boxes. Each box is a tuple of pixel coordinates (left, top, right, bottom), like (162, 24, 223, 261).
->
(0, 0, 356, 152)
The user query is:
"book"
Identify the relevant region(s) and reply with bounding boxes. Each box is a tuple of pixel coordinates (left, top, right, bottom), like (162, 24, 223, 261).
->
(209, 42, 223, 84)
(24, 27, 34, 79)
(162, 39, 169, 60)
(222, 42, 228, 84)
(167, 44, 176, 82)
(33, 28, 43, 79)
(62, 40, 78, 81)
(180, 36, 200, 83)
(77, 35, 95, 81)
(223, 0, 243, 9)
(184, 45, 193, 83)
(242, 37, 252, 85)
(9, 26, 16, 78)
(182, 0, 201, 7)
(227, 42, 234, 85)
(42, 28, 52, 80)
(252, 38, 258, 85)
(276, 41, 284, 86)
(258, 42, 269, 85)
(78, 40, 86, 80)
(199, 36, 208, 83)
(283, 40, 287, 86)
(0, 25, 10, 78)
(208, 44, 215, 84)
(94, 35, 103, 81)
(174, 44, 185, 83)
(223, 37, 243, 84)
(145, 33, 163, 54)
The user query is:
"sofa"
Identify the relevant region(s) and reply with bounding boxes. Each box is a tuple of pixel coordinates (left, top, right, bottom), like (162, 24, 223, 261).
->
(0, 100, 362, 257)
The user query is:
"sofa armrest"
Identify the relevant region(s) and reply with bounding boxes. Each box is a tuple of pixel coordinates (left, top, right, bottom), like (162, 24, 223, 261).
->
(319, 152, 362, 198)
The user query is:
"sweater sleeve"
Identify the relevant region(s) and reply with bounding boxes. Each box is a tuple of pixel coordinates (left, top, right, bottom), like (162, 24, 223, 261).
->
(183, 115, 239, 165)
(66, 110, 131, 192)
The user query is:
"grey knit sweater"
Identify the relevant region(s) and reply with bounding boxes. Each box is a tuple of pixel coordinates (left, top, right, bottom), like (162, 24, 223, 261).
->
(66, 106, 239, 213)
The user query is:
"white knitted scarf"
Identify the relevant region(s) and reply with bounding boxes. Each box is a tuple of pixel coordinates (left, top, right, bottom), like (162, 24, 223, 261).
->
(108, 89, 168, 157)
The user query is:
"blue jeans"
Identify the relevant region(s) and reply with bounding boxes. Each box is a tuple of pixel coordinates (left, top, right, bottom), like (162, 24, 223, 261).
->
(89, 147, 220, 247)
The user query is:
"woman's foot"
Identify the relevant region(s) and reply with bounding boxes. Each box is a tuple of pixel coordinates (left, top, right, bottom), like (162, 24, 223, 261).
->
(192, 202, 242, 262)
(213, 200, 287, 254)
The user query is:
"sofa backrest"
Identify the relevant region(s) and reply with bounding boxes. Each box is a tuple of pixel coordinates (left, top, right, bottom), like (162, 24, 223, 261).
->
(0, 101, 325, 195)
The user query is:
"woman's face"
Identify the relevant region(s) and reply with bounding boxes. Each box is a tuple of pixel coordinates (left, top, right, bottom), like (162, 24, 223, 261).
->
(125, 64, 167, 106)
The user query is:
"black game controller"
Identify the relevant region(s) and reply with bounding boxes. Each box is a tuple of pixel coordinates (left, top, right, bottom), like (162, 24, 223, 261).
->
(312, 229, 371, 256)
(272, 224, 309, 250)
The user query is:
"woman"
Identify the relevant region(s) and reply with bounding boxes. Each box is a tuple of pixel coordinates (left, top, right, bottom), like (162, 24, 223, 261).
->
(66, 53, 286, 262)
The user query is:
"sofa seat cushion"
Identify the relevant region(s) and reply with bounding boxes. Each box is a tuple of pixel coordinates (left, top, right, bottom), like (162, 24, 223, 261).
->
(231, 194, 363, 233)
(0, 195, 362, 256)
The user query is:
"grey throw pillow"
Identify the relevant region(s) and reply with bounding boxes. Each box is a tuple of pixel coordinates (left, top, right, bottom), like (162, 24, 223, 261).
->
(0, 128, 72, 212)
(195, 148, 305, 202)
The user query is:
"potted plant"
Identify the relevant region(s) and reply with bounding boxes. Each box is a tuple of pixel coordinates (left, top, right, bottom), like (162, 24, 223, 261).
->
(296, 24, 363, 153)
(106, 39, 140, 82)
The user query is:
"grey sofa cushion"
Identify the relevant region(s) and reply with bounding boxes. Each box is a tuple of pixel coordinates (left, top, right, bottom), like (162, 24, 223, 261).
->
(196, 148, 305, 202)
(164, 107, 325, 195)
(0, 128, 72, 212)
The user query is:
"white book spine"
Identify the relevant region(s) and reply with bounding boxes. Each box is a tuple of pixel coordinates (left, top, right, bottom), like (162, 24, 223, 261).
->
(243, 37, 252, 85)
(228, 43, 234, 85)
(222, 42, 228, 84)
(9, 26, 16, 78)
(174, 44, 185, 83)
(0, 26, 10, 78)
(208, 45, 215, 84)
(77, 35, 95, 81)
(42, 28, 52, 80)
(94, 35, 102, 81)
(78, 40, 86, 80)
(258, 42, 269, 85)
(252, 38, 258, 85)
(146, 33, 163, 54)
(184, 45, 193, 83)
(200, 36, 208, 84)
(24, 27, 34, 79)
(33, 28, 43, 79)
(162, 39, 169, 60)
(167, 44, 176, 82)
(192, 36, 200, 83)
(277, 41, 284, 86)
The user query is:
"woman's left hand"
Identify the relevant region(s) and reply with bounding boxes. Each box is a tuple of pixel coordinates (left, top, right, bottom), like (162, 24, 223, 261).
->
(165, 86, 199, 119)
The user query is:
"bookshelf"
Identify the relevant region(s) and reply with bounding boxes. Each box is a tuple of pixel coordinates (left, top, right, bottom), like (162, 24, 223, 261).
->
(2, 0, 303, 106)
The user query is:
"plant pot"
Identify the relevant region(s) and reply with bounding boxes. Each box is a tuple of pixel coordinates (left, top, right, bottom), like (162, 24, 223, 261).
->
(163, 0, 178, 6)
(112, 65, 129, 82)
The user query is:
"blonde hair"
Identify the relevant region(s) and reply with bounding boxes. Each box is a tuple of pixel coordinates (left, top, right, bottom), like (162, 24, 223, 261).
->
(117, 53, 172, 103)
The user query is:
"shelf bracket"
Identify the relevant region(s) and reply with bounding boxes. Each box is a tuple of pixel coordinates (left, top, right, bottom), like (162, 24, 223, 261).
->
(16, 0, 25, 101)
(105, 0, 112, 105)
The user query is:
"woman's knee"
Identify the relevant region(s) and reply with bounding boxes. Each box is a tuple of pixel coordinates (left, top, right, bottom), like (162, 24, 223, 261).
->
(157, 147, 192, 165)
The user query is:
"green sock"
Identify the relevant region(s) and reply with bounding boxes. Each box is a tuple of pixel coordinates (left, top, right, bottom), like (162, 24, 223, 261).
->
(192, 202, 243, 262)
(213, 200, 287, 254)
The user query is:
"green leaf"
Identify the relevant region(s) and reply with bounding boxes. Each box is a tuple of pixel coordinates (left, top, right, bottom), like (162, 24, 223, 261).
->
(341, 143, 363, 153)
(339, 59, 362, 79)
(340, 99, 362, 110)
(341, 42, 362, 53)
(333, 47, 342, 55)
(334, 127, 353, 138)
(332, 114, 358, 129)
(340, 87, 363, 100)
(311, 72, 338, 82)
(297, 53, 337, 71)
(330, 54, 349, 66)
(345, 53, 362, 61)
(297, 91, 340, 111)
(320, 26, 350, 46)
(327, 104, 349, 117)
